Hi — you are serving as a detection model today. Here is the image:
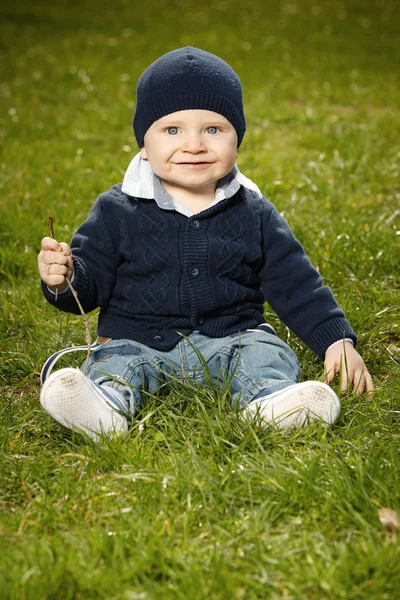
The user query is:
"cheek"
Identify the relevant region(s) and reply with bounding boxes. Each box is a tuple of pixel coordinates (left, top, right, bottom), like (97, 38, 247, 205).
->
(213, 138, 237, 163)
(149, 141, 175, 161)
(223, 147, 238, 165)
(145, 151, 172, 176)
(145, 147, 162, 164)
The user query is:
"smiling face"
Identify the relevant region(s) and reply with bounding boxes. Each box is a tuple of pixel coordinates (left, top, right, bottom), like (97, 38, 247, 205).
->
(140, 110, 238, 199)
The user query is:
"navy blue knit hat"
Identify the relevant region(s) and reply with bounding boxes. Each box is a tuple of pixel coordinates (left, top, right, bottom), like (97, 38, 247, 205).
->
(133, 47, 246, 148)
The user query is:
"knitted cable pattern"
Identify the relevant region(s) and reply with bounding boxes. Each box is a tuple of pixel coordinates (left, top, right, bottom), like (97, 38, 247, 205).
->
(216, 209, 248, 305)
(135, 205, 172, 312)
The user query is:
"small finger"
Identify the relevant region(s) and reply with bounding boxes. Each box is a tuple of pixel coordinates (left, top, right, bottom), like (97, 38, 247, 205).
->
(39, 263, 52, 273)
(45, 265, 69, 284)
(47, 274, 68, 286)
(327, 371, 336, 384)
(42, 250, 68, 265)
(52, 263, 69, 275)
(59, 242, 72, 256)
(353, 372, 366, 396)
(41, 237, 62, 251)
(340, 372, 350, 396)
(365, 372, 375, 394)
(324, 362, 338, 383)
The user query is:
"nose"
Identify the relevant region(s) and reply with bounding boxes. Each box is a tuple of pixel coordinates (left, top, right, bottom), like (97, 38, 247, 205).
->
(182, 132, 206, 153)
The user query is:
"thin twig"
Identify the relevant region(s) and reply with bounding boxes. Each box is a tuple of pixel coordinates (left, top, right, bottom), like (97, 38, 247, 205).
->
(48, 216, 58, 300)
(48, 215, 92, 373)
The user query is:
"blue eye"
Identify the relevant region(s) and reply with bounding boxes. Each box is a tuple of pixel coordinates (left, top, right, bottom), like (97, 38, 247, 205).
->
(206, 127, 219, 134)
(167, 127, 179, 135)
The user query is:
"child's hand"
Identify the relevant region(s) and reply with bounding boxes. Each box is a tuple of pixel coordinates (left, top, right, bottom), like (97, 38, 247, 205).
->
(324, 340, 374, 395)
(38, 237, 74, 291)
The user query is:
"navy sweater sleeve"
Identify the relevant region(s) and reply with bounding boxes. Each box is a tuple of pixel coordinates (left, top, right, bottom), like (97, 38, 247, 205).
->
(258, 201, 357, 359)
(41, 188, 122, 314)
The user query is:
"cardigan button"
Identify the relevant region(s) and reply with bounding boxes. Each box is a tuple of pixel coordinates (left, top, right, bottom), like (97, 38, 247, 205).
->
(153, 335, 164, 342)
(189, 266, 200, 278)
(191, 219, 201, 229)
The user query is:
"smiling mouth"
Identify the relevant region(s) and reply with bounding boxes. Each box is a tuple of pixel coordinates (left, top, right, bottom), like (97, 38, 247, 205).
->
(176, 162, 213, 168)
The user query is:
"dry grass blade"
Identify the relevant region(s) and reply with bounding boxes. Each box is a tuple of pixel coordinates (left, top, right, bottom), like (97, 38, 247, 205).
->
(377, 507, 399, 533)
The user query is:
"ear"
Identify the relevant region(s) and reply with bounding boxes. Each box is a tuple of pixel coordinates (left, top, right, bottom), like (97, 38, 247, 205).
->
(140, 146, 148, 160)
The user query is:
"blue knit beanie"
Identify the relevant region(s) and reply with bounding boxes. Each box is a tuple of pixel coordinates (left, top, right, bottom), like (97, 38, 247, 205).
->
(133, 47, 246, 148)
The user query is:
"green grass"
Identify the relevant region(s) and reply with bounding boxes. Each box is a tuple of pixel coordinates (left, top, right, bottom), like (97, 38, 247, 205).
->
(1, 0, 400, 597)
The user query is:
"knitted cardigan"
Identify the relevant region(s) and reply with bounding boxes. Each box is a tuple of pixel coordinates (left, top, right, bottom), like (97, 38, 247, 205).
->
(41, 184, 356, 359)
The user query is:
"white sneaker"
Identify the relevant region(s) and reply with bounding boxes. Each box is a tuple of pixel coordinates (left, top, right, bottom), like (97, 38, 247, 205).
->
(40, 368, 129, 439)
(243, 381, 341, 429)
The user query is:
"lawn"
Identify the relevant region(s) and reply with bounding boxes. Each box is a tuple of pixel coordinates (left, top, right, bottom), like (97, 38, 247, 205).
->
(1, 0, 399, 598)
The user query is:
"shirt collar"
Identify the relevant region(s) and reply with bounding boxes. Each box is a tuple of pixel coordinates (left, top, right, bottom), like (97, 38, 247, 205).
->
(121, 152, 262, 202)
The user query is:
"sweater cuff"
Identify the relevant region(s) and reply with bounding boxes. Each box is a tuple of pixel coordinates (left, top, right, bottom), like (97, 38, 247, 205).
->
(306, 318, 357, 360)
(325, 338, 354, 353)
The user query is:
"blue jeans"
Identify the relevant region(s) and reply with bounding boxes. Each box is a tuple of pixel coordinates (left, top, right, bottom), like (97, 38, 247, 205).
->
(83, 330, 301, 416)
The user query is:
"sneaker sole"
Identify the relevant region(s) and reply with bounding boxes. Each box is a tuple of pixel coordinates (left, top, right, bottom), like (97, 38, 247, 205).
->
(244, 381, 341, 429)
(40, 368, 129, 439)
